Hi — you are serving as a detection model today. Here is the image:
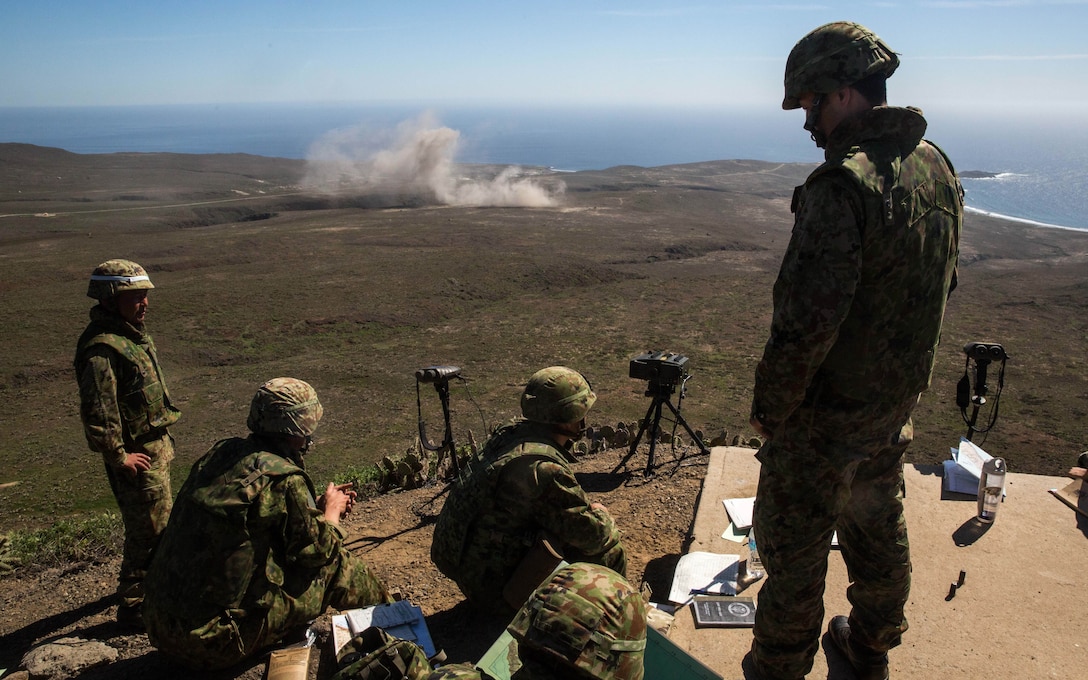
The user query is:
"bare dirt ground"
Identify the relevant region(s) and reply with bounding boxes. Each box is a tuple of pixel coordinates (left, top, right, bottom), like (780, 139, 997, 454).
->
(0, 441, 710, 679)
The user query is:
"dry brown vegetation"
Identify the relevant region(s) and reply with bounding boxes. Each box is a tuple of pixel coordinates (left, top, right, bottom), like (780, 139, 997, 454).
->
(1, 143, 1086, 530)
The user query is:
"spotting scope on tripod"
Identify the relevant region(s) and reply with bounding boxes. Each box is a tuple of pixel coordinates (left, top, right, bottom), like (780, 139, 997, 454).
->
(416, 365, 463, 477)
(612, 351, 711, 476)
(956, 341, 1008, 442)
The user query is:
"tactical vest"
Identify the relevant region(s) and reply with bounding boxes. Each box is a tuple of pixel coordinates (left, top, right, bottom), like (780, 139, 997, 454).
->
(793, 135, 961, 407)
(430, 422, 568, 579)
(75, 330, 180, 440)
(147, 438, 310, 622)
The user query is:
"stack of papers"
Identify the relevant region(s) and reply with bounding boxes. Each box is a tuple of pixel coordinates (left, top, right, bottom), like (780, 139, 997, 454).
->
(720, 497, 754, 543)
(331, 600, 436, 658)
(943, 438, 1004, 497)
(722, 497, 754, 529)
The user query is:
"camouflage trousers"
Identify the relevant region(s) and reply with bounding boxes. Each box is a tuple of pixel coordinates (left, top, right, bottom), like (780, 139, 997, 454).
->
(146, 548, 391, 670)
(458, 529, 627, 618)
(750, 403, 914, 680)
(104, 432, 174, 609)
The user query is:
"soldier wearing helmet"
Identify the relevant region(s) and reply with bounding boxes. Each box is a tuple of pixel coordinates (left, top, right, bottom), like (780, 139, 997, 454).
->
(143, 378, 392, 670)
(73, 258, 181, 628)
(430, 563, 647, 680)
(431, 367, 627, 618)
(747, 22, 962, 680)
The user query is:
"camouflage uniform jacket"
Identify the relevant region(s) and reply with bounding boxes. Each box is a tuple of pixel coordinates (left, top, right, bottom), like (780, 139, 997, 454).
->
(74, 305, 180, 467)
(431, 420, 619, 605)
(144, 436, 344, 626)
(752, 106, 962, 438)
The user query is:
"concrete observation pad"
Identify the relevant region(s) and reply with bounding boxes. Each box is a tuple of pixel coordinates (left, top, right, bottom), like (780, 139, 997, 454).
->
(664, 446, 1087, 679)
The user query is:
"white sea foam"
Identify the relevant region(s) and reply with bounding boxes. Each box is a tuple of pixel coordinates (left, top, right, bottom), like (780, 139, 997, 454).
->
(963, 205, 1085, 232)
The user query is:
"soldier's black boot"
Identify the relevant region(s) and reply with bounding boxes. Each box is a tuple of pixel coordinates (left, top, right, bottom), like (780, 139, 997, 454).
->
(115, 603, 144, 631)
(827, 615, 889, 680)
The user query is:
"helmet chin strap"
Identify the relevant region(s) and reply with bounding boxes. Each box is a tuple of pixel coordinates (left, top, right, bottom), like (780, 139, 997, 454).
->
(804, 94, 828, 148)
(554, 418, 588, 444)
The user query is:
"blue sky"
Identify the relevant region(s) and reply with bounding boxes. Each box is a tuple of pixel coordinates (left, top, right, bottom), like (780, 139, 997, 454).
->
(3, 1, 1087, 116)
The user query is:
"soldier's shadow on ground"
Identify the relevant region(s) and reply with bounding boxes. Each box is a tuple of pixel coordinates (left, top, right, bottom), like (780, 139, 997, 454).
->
(70, 647, 264, 680)
(641, 553, 682, 605)
(425, 600, 509, 665)
(575, 471, 627, 493)
(0, 593, 113, 671)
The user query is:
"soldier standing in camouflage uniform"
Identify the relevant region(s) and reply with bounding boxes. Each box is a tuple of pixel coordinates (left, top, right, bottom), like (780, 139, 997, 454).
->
(429, 562, 647, 680)
(431, 367, 627, 617)
(74, 259, 180, 628)
(747, 22, 962, 680)
(143, 378, 392, 670)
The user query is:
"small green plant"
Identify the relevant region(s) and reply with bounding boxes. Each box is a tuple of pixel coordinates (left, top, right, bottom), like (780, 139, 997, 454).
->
(3, 512, 123, 575)
(332, 464, 386, 499)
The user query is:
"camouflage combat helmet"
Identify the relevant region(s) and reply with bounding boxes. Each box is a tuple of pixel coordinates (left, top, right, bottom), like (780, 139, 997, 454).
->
(782, 21, 899, 110)
(507, 563, 647, 680)
(86, 259, 155, 300)
(246, 377, 324, 437)
(520, 366, 597, 425)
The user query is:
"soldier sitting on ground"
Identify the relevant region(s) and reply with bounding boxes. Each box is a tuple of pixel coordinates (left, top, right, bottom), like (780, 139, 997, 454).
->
(143, 377, 392, 670)
(430, 366, 627, 617)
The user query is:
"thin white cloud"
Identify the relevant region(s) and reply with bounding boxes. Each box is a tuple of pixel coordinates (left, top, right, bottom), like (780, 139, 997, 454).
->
(596, 7, 713, 17)
(924, 0, 1088, 7)
(917, 53, 1088, 60)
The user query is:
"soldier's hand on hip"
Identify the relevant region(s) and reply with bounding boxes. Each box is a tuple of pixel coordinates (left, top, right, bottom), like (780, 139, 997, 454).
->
(119, 452, 151, 477)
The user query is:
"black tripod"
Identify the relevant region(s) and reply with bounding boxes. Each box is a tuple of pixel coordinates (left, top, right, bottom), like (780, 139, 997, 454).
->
(613, 376, 710, 476)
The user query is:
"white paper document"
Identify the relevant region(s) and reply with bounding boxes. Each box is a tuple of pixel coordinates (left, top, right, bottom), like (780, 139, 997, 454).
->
(667, 551, 739, 603)
(954, 438, 991, 479)
(722, 497, 755, 530)
(943, 459, 980, 494)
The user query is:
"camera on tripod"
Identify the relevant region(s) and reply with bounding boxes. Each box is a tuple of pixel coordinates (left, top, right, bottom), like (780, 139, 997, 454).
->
(629, 351, 689, 385)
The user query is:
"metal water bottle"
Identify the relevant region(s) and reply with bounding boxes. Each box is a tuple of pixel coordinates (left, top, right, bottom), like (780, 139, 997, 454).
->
(976, 457, 1006, 523)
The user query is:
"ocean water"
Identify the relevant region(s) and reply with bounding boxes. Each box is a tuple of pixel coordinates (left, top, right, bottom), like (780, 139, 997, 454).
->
(1, 103, 1084, 231)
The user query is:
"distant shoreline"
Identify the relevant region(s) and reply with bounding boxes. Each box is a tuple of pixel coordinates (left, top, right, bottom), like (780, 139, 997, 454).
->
(963, 205, 1087, 233)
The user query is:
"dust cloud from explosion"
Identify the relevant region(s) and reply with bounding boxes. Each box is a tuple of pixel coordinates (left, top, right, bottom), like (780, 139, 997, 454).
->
(301, 113, 565, 208)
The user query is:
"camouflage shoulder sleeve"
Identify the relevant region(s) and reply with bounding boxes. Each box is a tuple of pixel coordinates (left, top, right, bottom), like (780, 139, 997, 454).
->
(76, 348, 127, 466)
(275, 473, 346, 568)
(752, 171, 863, 432)
(526, 459, 618, 557)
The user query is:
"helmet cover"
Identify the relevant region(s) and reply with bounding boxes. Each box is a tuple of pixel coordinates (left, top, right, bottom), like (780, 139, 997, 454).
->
(86, 259, 155, 299)
(246, 377, 324, 437)
(520, 366, 597, 425)
(507, 562, 647, 680)
(782, 21, 899, 109)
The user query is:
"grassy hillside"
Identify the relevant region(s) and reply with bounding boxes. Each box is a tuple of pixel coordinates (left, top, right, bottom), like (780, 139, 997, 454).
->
(1, 145, 1085, 529)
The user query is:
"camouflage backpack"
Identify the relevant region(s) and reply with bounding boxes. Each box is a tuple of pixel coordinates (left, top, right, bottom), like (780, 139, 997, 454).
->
(332, 626, 434, 680)
(429, 421, 565, 580)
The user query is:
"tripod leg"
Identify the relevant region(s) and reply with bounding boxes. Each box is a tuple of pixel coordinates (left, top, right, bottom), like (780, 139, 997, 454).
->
(664, 400, 711, 456)
(612, 397, 659, 473)
(436, 381, 459, 477)
(644, 399, 666, 476)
